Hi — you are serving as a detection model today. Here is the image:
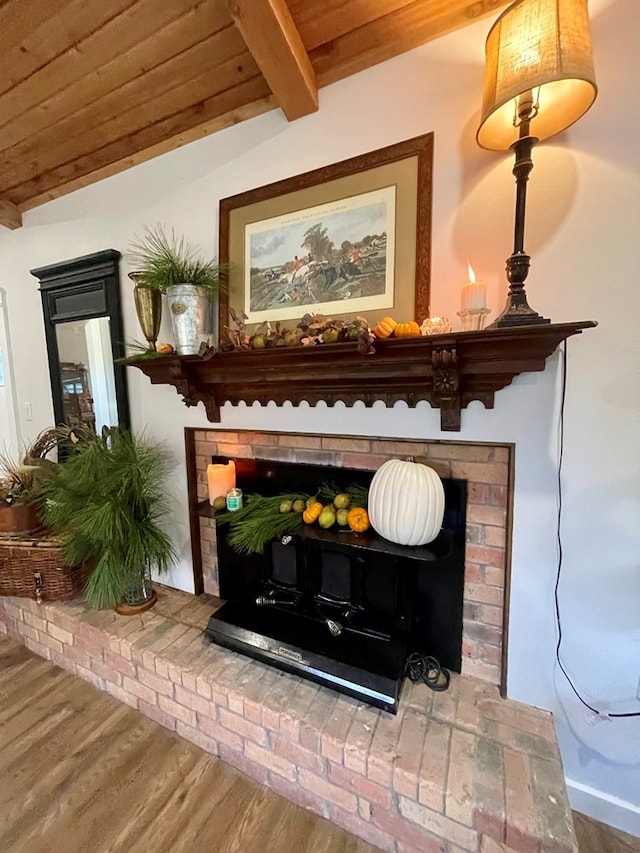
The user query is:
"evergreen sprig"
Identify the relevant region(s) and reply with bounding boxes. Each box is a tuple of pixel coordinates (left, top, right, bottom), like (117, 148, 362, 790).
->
(317, 481, 369, 509)
(128, 224, 229, 294)
(40, 429, 176, 609)
(218, 493, 308, 555)
(115, 340, 165, 363)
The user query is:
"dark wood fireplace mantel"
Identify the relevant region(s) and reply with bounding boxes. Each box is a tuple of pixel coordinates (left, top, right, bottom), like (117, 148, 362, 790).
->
(129, 320, 596, 431)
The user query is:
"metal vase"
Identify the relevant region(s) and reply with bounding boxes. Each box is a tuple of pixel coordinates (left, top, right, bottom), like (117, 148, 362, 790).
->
(165, 284, 213, 355)
(129, 271, 162, 350)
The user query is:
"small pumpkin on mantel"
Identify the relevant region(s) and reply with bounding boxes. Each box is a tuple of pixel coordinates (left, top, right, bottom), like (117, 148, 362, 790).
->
(373, 316, 397, 339)
(393, 321, 421, 338)
(368, 458, 445, 546)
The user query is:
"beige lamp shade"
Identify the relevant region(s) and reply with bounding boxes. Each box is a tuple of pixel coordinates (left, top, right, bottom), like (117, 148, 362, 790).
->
(477, 0, 597, 150)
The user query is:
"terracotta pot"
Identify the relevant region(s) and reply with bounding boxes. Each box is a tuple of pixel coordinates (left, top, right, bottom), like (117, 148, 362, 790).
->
(0, 503, 41, 535)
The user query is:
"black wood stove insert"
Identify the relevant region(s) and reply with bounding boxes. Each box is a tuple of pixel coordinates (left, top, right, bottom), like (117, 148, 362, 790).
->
(204, 458, 467, 713)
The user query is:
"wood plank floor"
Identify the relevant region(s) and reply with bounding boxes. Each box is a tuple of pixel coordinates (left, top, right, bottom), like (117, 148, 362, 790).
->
(1, 633, 638, 853)
(0, 635, 378, 853)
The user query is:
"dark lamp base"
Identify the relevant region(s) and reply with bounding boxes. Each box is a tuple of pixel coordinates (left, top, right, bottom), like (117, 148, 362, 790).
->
(488, 251, 551, 329)
(488, 307, 551, 329)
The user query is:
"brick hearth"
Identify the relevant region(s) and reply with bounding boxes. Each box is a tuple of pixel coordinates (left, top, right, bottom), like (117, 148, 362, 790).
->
(0, 586, 577, 853)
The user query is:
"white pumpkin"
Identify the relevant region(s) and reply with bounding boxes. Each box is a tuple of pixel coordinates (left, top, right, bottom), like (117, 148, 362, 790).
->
(368, 459, 445, 546)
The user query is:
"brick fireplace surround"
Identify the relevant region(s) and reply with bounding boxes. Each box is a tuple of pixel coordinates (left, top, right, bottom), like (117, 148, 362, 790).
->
(195, 430, 513, 688)
(0, 430, 578, 853)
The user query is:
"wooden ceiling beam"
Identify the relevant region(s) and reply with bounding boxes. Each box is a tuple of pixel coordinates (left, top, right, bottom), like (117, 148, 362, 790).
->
(0, 198, 22, 230)
(227, 0, 317, 121)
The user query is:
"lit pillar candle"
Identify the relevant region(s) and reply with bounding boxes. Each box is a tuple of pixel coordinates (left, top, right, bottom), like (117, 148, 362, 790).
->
(207, 460, 236, 505)
(461, 263, 487, 310)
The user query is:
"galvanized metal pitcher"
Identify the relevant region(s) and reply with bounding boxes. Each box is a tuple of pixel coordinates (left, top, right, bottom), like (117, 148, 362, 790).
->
(165, 284, 214, 355)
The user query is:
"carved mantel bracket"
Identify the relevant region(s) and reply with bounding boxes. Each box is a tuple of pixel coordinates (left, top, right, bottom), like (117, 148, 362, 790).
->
(431, 345, 460, 431)
(129, 321, 596, 432)
(166, 363, 221, 422)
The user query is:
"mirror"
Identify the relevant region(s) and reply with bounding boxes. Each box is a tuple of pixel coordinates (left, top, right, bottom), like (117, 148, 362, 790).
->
(31, 249, 130, 432)
(56, 318, 119, 433)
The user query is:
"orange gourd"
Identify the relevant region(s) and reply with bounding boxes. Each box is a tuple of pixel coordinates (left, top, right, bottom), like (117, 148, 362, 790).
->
(347, 507, 370, 533)
(303, 502, 323, 524)
(393, 321, 421, 338)
(373, 316, 397, 339)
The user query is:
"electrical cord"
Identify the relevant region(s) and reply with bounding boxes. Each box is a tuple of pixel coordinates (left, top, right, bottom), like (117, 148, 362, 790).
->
(404, 652, 451, 692)
(555, 341, 639, 719)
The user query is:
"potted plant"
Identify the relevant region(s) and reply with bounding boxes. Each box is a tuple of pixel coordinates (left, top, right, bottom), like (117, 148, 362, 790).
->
(0, 428, 65, 534)
(128, 224, 228, 355)
(39, 426, 176, 612)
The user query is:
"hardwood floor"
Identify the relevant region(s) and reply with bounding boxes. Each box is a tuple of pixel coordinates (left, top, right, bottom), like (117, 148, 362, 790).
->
(0, 635, 377, 853)
(1, 633, 638, 853)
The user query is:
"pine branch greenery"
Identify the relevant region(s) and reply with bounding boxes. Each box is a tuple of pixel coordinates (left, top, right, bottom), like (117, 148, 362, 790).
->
(217, 493, 308, 555)
(128, 223, 229, 294)
(115, 340, 166, 364)
(39, 429, 176, 609)
(216, 481, 370, 556)
(317, 481, 369, 509)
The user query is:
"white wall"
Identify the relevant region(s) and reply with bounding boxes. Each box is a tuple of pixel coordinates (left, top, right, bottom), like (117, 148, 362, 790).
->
(0, 0, 638, 835)
(0, 288, 21, 453)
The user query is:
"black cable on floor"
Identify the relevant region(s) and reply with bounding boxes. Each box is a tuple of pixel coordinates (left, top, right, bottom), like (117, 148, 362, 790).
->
(405, 652, 450, 692)
(555, 341, 639, 719)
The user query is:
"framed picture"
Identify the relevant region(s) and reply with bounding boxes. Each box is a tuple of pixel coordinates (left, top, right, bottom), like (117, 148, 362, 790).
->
(218, 132, 433, 334)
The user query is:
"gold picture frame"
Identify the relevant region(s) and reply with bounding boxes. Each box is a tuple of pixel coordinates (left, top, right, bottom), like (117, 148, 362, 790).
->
(218, 132, 433, 335)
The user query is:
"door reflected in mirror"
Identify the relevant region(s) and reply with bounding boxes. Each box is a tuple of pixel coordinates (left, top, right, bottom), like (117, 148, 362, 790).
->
(56, 318, 118, 434)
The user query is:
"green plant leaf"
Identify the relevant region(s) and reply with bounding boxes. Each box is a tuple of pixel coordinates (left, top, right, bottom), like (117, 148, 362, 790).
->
(128, 223, 229, 294)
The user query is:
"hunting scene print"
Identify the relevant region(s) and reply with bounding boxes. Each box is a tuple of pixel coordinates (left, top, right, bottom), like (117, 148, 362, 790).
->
(243, 186, 396, 323)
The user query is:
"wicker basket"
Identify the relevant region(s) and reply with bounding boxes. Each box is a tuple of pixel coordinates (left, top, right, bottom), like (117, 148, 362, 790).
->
(0, 529, 90, 603)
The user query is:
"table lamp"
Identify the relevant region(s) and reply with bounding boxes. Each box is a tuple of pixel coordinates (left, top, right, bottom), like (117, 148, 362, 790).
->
(476, 0, 597, 327)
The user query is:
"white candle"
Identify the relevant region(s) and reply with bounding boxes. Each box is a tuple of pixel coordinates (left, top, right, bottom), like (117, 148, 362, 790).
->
(207, 460, 236, 504)
(461, 263, 487, 310)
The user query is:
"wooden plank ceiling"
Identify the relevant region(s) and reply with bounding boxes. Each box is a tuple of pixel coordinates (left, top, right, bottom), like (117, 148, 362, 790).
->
(0, 0, 509, 229)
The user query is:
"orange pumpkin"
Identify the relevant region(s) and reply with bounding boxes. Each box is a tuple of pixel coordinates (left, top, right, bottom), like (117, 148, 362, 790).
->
(373, 316, 397, 339)
(347, 507, 370, 533)
(393, 321, 421, 338)
(303, 501, 323, 524)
